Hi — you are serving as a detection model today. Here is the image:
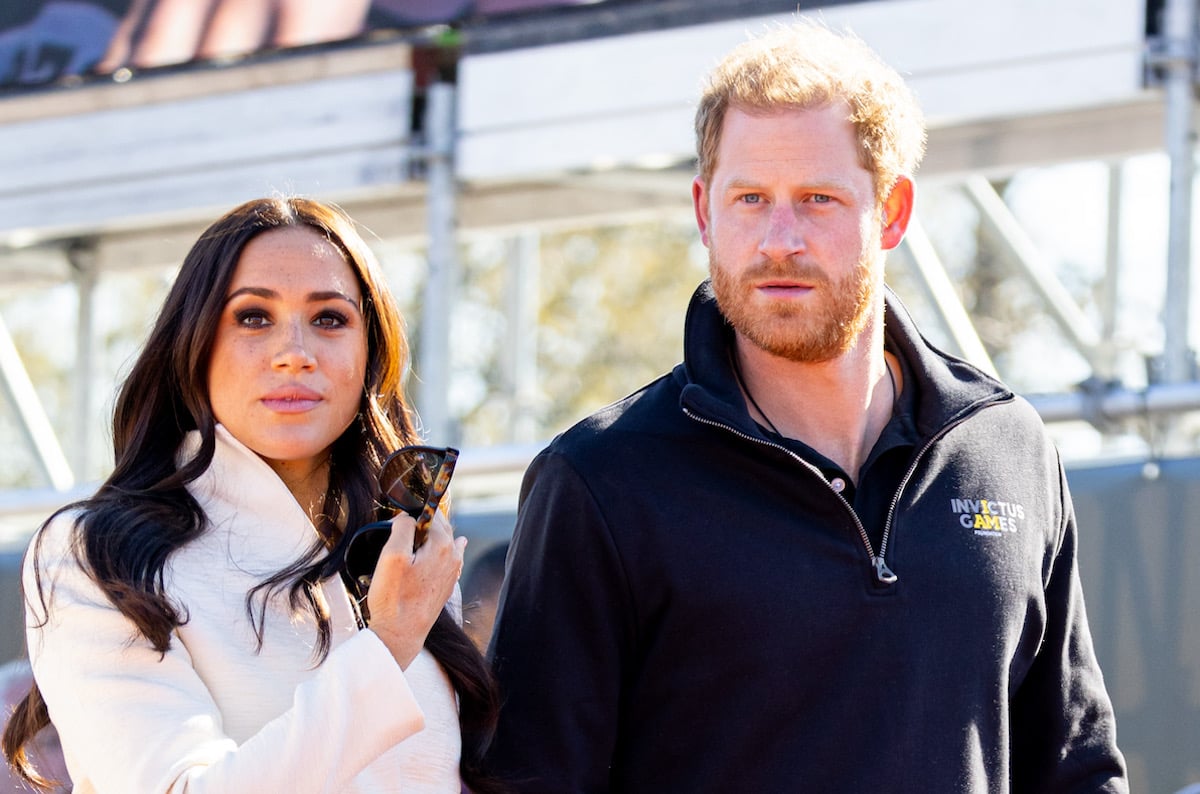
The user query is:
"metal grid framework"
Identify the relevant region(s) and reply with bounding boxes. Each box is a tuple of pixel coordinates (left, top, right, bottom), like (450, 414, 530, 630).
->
(0, 0, 1196, 498)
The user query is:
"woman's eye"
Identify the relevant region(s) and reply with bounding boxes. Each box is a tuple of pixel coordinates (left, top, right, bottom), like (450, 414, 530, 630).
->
(314, 311, 349, 329)
(234, 309, 270, 327)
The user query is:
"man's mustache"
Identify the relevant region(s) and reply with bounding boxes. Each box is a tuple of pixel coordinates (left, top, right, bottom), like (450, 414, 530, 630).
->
(741, 258, 831, 285)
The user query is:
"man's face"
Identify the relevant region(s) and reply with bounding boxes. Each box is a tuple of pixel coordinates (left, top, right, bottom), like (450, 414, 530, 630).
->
(692, 103, 909, 362)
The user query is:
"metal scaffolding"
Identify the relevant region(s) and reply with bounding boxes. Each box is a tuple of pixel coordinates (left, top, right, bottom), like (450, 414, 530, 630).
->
(0, 2, 1199, 493)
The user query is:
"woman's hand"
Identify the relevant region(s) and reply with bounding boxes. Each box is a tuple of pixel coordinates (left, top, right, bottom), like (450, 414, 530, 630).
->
(365, 510, 466, 669)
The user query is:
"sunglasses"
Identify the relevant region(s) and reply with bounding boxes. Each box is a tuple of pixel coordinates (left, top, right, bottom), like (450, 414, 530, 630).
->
(341, 446, 459, 605)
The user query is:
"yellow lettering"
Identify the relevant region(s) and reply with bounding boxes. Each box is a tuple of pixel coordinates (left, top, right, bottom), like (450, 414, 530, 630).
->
(974, 514, 1001, 530)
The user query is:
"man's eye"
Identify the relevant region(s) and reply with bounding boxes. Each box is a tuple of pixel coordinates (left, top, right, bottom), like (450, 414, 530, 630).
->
(739, 194, 762, 204)
(810, 194, 833, 204)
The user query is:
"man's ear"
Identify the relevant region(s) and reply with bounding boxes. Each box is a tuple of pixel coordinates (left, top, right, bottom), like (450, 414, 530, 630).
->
(880, 176, 915, 251)
(692, 176, 712, 247)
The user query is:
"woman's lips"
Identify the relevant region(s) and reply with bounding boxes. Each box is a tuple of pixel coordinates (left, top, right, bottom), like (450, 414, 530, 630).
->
(261, 387, 322, 413)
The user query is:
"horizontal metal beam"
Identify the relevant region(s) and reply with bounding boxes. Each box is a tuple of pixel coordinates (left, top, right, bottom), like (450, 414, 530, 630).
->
(1027, 382, 1200, 424)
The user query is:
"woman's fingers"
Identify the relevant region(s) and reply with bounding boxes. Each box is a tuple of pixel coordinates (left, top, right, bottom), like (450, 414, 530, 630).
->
(382, 512, 417, 557)
(422, 511, 460, 561)
(366, 511, 465, 669)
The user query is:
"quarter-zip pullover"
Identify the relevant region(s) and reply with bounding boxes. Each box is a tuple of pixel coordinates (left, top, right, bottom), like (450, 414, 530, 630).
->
(487, 281, 1128, 793)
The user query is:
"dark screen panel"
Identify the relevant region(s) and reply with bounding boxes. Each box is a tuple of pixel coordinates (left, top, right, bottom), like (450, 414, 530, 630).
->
(0, 0, 883, 92)
(0, 0, 597, 91)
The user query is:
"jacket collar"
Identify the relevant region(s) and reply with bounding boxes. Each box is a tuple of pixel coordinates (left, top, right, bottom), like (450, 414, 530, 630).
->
(176, 426, 463, 621)
(676, 279, 1012, 441)
(178, 425, 318, 567)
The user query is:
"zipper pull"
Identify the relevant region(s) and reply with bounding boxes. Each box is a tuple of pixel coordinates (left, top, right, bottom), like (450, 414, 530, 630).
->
(873, 556, 898, 585)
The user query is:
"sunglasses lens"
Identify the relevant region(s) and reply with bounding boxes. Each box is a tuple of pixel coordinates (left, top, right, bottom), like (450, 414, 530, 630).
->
(344, 447, 458, 607)
(381, 449, 444, 514)
(343, 521, 392, 595)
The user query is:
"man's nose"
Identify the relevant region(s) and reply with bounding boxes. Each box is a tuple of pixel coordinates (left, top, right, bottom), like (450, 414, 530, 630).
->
(758, 204, 807, 262)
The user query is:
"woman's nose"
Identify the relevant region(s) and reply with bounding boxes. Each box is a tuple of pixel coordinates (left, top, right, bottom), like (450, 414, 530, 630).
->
(272, 322, 316, 371)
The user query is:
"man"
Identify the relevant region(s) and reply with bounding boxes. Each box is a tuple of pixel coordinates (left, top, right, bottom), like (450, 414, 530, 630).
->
(486, 19, 1128, 793)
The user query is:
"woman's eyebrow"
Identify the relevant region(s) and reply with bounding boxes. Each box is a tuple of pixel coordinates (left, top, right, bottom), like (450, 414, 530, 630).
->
(306, 290, 360, 305)
(225, 286, 278, 301)
(224, 287, 359, 305)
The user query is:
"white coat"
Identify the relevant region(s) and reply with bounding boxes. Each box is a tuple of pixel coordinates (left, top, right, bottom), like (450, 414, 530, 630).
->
(26, 425, 461, 793)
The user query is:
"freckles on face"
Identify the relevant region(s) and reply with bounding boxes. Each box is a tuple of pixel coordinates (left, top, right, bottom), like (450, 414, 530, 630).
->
(207, 226, 369, 477)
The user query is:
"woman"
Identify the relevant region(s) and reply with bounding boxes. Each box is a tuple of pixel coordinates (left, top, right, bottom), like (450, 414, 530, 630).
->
(1, 197, 502, 793)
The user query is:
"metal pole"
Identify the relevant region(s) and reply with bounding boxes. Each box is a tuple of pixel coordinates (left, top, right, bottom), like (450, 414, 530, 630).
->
(68, 241, 96, 479)
(1099, 162, 1123, 383)
(1027, 381, 1200, 424)
(511, 230, 540, 443)
(418, 83, 459, 444)
(1161, 0, 1197, 384)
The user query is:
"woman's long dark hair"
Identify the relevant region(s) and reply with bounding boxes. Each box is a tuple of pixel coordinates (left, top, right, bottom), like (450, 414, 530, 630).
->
(1, 197, 502, 792)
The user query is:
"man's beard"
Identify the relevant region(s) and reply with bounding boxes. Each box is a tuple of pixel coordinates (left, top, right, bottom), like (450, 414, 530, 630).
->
(709, 252, 879, 363)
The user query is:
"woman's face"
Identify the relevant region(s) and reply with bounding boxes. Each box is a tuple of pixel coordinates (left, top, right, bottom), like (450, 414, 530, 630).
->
(207, 226, 369, 485)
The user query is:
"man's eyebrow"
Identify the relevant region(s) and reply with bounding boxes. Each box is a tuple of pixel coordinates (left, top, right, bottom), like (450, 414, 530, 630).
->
(721, 177, 765, 191)
(722, 176, 855, 192)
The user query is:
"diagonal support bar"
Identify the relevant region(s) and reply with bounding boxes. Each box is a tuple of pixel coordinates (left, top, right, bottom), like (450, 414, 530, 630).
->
(962, 176, 1102, 371)
(901, 216, 999, 377)
(0, 312, 73, 491)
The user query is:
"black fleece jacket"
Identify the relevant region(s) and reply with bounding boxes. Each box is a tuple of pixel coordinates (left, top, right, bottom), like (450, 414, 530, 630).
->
(486, 282, 1128, 793)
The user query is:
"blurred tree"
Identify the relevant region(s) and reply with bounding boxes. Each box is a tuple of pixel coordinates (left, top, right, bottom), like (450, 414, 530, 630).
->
(448, 215, 705, 447)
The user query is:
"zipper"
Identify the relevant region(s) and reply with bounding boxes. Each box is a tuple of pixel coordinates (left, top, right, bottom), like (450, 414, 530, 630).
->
(684, 394, 1009, 586)
(873, 396, 1011, 578)
(683, 407, 892, 584)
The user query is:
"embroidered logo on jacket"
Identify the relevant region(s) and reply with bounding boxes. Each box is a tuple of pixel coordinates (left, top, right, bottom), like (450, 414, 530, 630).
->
(950, 498, 1024, 536)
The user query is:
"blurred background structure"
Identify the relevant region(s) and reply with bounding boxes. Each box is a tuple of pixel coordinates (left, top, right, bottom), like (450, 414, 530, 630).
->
(1, 0, 1199, 790)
